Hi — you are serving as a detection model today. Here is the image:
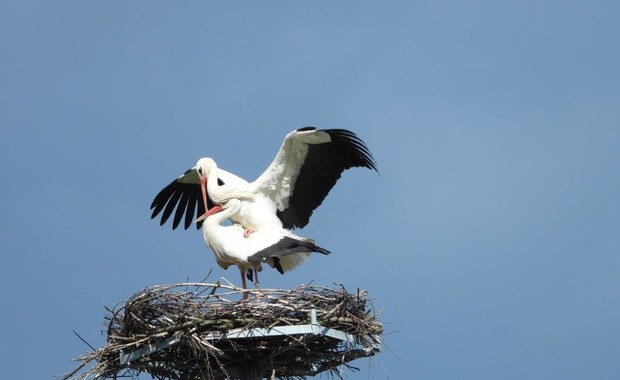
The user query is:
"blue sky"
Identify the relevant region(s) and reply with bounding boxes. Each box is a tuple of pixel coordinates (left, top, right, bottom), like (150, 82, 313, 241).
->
(1, 1, 619, 379)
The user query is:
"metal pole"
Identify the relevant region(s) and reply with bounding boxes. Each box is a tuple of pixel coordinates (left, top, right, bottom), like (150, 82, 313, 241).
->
(229, 360, 264, 380)
(310, 308, 318, 325)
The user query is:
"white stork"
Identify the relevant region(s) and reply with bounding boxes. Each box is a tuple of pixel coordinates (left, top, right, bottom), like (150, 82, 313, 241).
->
(150, 127, 377, 232)
(201, 198, 330, 299)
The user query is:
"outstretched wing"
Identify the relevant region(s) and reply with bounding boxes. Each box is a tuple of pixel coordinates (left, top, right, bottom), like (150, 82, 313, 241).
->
(253, 127, 377, 229)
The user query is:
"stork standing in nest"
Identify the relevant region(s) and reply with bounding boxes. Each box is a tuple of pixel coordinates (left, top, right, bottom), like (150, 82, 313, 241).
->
(150, 127, 376, 293)
(201, 198, 330, 299)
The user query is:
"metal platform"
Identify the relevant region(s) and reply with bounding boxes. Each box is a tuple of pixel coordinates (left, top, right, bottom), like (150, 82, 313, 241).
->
(120, 309, 381, 379)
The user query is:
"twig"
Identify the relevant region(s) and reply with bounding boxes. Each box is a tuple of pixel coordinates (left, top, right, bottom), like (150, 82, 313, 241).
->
(72, 331, 96, 351)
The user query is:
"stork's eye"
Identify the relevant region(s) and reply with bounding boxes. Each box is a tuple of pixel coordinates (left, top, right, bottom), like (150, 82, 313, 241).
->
(198, 168, 203, 175)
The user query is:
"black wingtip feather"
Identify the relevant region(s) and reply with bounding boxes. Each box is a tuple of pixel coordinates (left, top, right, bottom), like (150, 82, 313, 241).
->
(184, 195, 196, 230)
(172, 190, 191, 229)
(325, 129, 378, 172)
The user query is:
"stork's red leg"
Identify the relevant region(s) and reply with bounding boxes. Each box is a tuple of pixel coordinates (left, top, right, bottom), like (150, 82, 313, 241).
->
(254, 266, 261, 289)
(240, 269, 249, 300)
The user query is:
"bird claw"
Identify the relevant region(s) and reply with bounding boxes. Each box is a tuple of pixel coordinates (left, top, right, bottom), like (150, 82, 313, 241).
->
(243, 227, 256, 238)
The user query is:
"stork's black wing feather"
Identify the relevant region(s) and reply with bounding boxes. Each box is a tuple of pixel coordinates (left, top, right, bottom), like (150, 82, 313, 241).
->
(160, 186, 184, 227)
(150, 171, 222, 230)
(173, 189, 191, 230)
(183, 192, 197, 230)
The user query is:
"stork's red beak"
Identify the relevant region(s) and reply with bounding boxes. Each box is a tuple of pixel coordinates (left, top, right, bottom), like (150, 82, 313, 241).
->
(200, 175, 208, 210)
(195, 204, 224, 223)
(195, 174, 216, 223)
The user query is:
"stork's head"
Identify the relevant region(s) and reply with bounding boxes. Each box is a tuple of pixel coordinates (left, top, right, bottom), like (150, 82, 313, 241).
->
(177, 157, 216, 184)
(195, 157, 217, 179)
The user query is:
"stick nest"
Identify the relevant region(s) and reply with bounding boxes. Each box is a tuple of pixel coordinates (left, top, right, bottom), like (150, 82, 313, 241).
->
(64, 282, 383, 380)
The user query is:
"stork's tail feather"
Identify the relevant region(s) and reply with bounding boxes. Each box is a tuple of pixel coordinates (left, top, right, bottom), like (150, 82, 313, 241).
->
(248, 236, 331, 273)
(302, 238, 331, 255)
(273, 257, 284, 274)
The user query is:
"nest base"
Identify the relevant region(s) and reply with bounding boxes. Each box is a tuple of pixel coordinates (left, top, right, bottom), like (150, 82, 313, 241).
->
(65, 282, 383, 380)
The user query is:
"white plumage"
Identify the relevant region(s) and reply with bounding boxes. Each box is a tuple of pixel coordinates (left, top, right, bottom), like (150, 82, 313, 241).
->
(202, 198, 330, 299)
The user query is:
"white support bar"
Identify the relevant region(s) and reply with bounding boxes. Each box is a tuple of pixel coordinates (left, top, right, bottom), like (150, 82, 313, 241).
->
(120, 323, 380, 365)
(120, 336, 179, 365)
